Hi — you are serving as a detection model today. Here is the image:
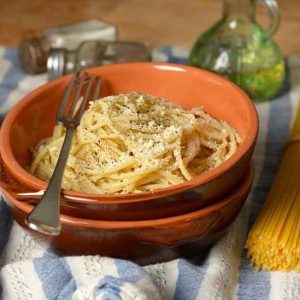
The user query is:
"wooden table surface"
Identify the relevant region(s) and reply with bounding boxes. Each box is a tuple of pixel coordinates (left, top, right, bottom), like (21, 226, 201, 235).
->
(0, 0, 299, 55)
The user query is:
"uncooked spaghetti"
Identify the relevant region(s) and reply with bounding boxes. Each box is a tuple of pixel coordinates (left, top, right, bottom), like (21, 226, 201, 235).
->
(30, 92, 239, 194)
(246, 102, 300, 271)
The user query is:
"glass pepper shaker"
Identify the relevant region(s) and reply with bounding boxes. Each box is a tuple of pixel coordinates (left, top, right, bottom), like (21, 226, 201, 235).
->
(18, 19, 117, 74)
(47, 40, 152, 80)
(188, 0, 285, 101)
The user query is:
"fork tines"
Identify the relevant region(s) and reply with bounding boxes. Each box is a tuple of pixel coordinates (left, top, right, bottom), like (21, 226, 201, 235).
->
(56, 72, 102, 127)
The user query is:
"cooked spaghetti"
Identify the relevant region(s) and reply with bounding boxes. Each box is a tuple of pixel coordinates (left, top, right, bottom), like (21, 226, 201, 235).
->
(30, 92, 240, 194)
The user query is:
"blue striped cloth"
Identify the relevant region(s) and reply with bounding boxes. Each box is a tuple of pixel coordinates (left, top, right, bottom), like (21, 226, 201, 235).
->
(1, 46, 300, 300)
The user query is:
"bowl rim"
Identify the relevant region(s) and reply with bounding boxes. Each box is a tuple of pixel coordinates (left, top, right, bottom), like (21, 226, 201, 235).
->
(2, 163, 254, 229)
(0, 62, 258, 203)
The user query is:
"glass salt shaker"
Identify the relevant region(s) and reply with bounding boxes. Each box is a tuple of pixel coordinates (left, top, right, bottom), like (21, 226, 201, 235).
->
(47, 40, 152, 80)
(18, 19, 117, 74)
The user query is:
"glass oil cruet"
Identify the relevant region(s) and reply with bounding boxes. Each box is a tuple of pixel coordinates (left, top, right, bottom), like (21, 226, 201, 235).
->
(188, 0, 285, 101)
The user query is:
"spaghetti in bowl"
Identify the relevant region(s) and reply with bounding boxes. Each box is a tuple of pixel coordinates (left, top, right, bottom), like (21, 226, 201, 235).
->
(0, 63, 258, 220)
(30, 92, 240, 194)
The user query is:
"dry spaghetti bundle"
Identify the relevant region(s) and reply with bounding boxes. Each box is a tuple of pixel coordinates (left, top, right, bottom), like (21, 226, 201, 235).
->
(246, 102, 300, 271)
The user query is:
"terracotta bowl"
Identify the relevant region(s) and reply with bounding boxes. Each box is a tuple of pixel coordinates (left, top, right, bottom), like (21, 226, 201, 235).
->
(0, 63, 258, 220)
(1, 163, 254, 264)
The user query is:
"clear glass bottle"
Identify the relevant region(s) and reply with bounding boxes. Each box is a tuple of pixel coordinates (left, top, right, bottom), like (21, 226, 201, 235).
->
(188, 0, 285, 101)
(18, 20, 117, 74)
(47, 40, 152, 80)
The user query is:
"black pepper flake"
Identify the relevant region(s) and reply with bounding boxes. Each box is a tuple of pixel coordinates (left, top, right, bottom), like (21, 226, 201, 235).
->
(129, 151, 133, 156)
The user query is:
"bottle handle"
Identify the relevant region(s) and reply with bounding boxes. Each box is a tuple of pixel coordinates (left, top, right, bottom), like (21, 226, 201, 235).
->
(257, 0, 281, 36)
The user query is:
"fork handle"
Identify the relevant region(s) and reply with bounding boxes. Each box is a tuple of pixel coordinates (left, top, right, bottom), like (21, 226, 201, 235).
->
(26, 126, 76, 235)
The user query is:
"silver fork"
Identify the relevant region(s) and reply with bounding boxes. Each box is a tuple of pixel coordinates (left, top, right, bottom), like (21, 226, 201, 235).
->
(26, 72, 102, 236)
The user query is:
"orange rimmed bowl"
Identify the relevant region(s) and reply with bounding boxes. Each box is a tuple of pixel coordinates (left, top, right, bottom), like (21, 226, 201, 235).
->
(1, 163, 254, 264)
(0, 63, 258, 220)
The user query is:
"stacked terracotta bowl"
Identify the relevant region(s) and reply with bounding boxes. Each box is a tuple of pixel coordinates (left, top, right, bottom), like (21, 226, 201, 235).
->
(0, 63, 258, 265)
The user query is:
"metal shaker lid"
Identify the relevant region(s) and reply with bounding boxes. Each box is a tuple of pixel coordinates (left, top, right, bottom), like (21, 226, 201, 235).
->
(18, 37, 49, 74)
(47, 49, 66, 81)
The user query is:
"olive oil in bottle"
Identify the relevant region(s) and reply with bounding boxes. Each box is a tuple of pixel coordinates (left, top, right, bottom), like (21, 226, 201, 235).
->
(188, 0, 285, 101)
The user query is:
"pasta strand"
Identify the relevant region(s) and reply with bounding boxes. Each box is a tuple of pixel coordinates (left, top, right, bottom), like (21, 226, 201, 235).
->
(30, 93, 239, 194)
